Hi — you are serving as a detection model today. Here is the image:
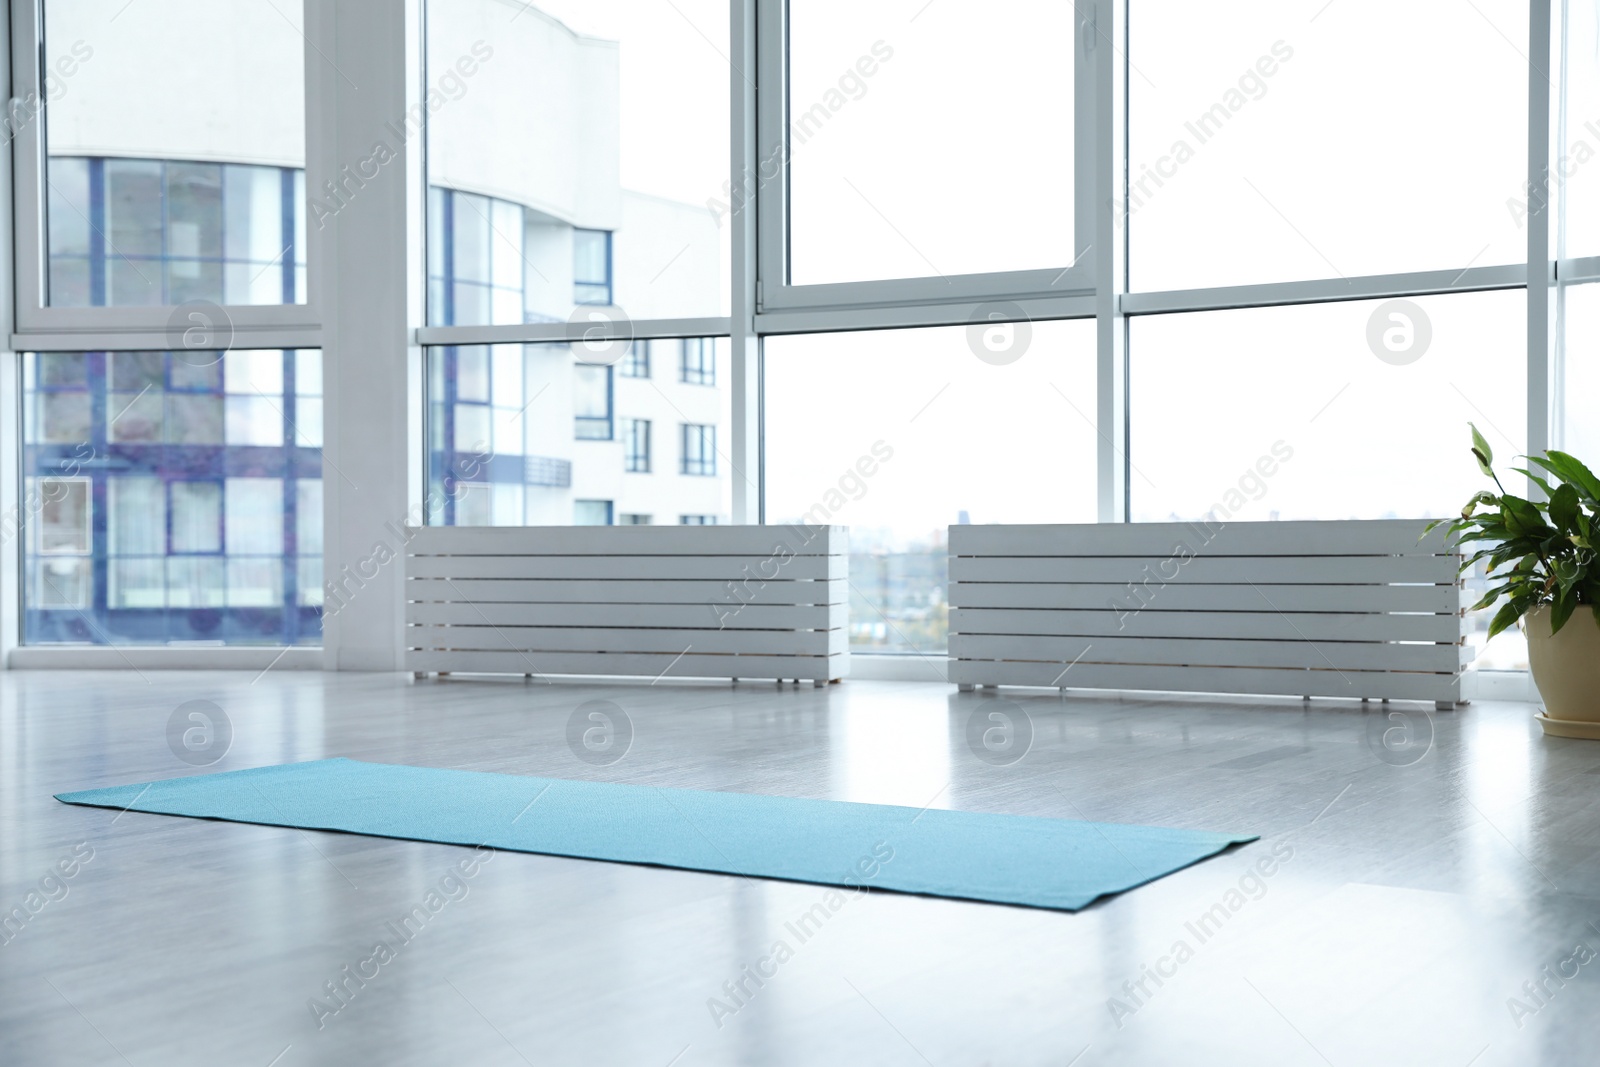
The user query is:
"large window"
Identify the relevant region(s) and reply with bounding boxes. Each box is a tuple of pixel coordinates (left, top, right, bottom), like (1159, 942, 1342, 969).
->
(783, 0, 1077, 286)
(37, 0, 307, 313)
(23, 350, 322, 645)
(1128, 0, 1528, 292)
(765, 321, 1097, 655)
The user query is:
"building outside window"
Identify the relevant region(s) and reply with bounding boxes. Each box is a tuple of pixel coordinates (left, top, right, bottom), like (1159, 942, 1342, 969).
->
(574, 499, 612, 526)
(620, 340, 650, 379)
(618, 513, 652, 525)
(679, 515, 718, 525)
(680, 338, 715, 385)
(680, 424, 716, 476)
(23, 350, 322, 645)
(574, 364, 613, 440)
(624, 419, 651, 473)
(573, 229, 612, 305)
(47, 157, 306, 307)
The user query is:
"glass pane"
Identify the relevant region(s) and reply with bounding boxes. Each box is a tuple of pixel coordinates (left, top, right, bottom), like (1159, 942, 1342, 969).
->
(426, 0, 729, 324)
(1561, 0, 1600, 259)
(427, 340, 731, 526)
(765, 320, 1098, 654)
(787, 1, 1072, 284)
(1129, 290, 1526, 668)
(22, 351, 322, 646)
(108, 478, 166, 555)
(171, 482, 224, 554)
(1129, 0, 1528, 291)
(35, 478, 92, 554)
(1560, 282, 1600, 470)
(226, 479, 284, 556)
(44, 1, 306, 306)
(226, 397, 285, 447)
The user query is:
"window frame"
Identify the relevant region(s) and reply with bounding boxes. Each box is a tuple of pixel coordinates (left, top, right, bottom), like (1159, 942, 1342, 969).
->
(752, 0, 1099, 322)
(7, 0, 323, 346)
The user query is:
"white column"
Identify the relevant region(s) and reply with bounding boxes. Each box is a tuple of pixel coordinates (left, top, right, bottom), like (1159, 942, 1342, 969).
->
(1528, 0, 1554, 497)
(310, 0, 424, 670)
(729, 0, 761, 523)
(1093, 0, 1129, 522)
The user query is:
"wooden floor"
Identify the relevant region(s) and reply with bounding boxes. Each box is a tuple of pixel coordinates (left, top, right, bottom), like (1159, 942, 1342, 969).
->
(2, 670, 1595, 1066)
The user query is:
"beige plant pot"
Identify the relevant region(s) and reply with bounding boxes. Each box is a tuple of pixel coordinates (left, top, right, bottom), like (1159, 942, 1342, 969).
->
(1525, 604, 1600, 727)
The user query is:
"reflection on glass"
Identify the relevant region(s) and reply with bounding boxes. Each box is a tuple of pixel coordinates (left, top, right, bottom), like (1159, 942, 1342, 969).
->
(22, 350, 323, 645)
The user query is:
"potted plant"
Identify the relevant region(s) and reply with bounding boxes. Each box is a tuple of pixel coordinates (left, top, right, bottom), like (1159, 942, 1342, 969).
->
(1429, 425, 1600, 736)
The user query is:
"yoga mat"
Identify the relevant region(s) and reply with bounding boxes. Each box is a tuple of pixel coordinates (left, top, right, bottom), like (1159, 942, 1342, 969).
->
(56, 758, 1255, 910)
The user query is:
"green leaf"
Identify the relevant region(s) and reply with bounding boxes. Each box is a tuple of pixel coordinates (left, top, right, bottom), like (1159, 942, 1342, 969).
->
(1487, 599, 1527, 641)
(1546, 450, 1600, 503)
(1500, 496, 1546, 538)
(1551, 585, 1579, 635)
(1470, 423, 1495, 476)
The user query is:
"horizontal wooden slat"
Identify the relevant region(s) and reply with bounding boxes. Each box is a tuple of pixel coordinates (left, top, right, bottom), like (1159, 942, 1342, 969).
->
(948, 582, 1457, 613)
(949, 554, 1458, 585)
(948, 607, 1460, 643)
(407, 601, 839, 631)
(947, 659, 1460, 702)
(411, 624, 846, 657)
(949, 634, 1464, 672)
(406, 649, 845, 680)
(405, 524, 845, 556)
(406, 577, 846, 606)
(949, 519, 1449, 557)
(407, 554, 842, 581)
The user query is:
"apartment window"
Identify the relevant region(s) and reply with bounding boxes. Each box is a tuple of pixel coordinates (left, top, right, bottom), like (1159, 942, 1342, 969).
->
(573, 229, 612, 306)
(22, 350, 322, 645)
(574, 363, 613, 440)
(624, 419, 651, 473)
(428, 188, 528, 328)
(680, 424, 716, 476)
(574, 500, 613, 526)
(679, 515, 718, 525)
(619, 513, 653, 525)
(47, 159, 305, 308)
(425, 343, 730, 529)
(679, 338, 715, 385)
(620, 341, 650, 379)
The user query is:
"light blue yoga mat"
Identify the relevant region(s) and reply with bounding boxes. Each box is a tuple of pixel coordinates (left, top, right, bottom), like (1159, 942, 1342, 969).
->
(56, 758, 1254, 910)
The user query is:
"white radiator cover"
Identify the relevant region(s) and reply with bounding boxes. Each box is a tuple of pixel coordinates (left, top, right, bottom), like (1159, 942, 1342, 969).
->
(947, 520, 1468, 706)
(405, 525, 848, 683)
